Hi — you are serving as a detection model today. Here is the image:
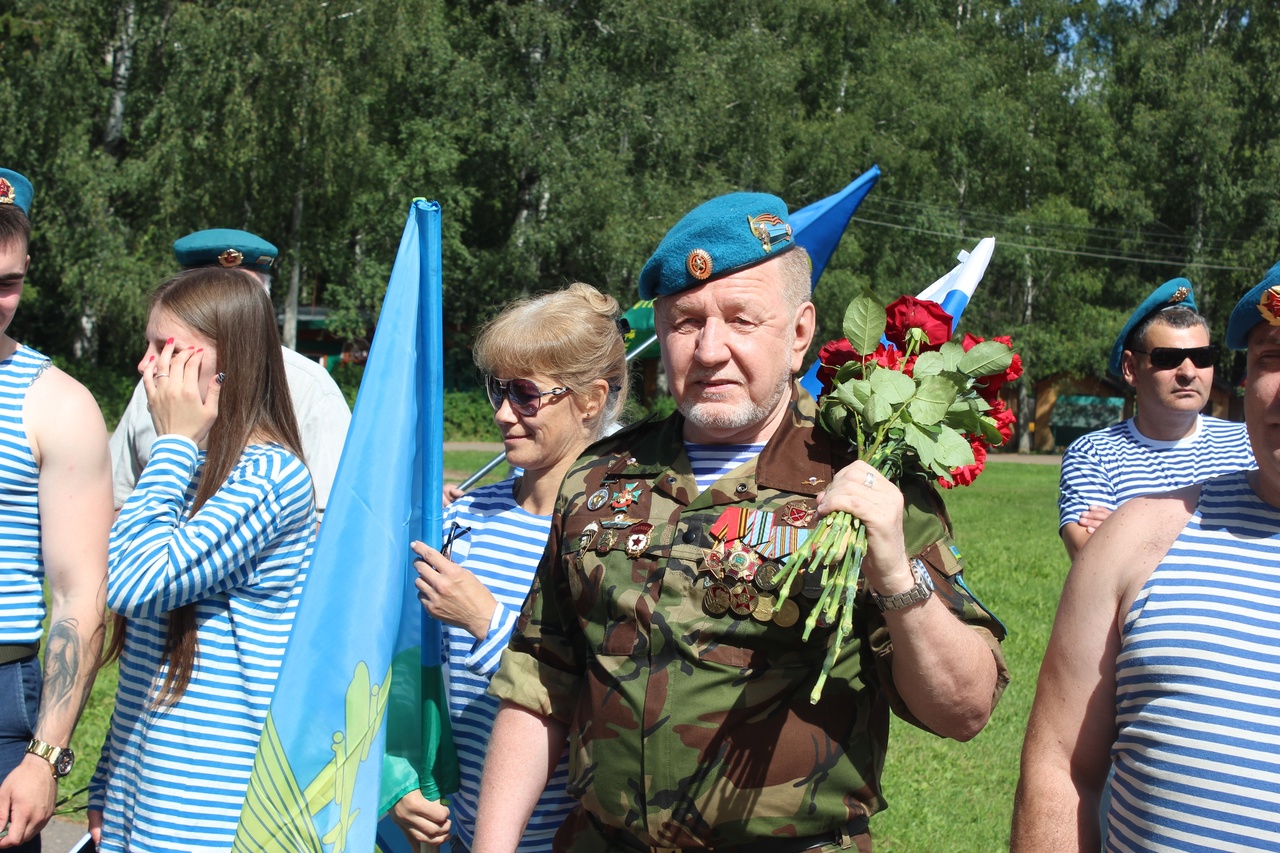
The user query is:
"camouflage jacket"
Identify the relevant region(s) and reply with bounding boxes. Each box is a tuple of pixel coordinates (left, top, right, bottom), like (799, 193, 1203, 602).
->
(490, 384, 1008, 847)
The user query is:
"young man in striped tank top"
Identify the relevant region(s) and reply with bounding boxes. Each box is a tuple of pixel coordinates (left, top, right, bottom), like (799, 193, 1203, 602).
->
(1057, 278, 1254, 560)
(1014, 262, 1280, 851)
(0, 169, 113, 849)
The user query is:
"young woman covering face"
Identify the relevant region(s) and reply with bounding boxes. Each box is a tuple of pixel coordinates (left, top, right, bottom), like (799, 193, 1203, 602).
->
(386, 282, 628, 853)
(88, 268, 316, 852)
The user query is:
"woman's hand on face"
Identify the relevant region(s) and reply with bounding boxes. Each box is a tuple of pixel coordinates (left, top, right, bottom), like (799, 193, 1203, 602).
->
(143, 339, 221, 447)
(411, 540, 498, 640)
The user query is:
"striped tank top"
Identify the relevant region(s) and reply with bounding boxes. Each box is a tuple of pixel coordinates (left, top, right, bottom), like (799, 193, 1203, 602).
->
(1110, 470, 1280, 851)
(0, 345, 51, 643)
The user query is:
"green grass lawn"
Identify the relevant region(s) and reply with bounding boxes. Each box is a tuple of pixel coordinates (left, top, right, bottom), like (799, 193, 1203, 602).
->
(876, 461, 1066, 851)
(59, 458, 1067, 850)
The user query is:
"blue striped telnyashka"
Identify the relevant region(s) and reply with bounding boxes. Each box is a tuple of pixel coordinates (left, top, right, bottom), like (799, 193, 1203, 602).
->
(1059, 415, 1255, 530)
(0, 345, 50, 643)
(89, 436, 315, 853)
(685, 443, 765, 494)
(438, 479, 568, 852)
(1110, 470, 1280, 852)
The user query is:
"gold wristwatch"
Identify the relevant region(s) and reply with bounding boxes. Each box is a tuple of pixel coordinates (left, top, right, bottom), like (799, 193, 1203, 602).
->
(25, 738, 74, 779)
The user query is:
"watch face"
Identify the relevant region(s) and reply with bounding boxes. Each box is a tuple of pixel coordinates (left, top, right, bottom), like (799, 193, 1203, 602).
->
(53, 747, 74, 777)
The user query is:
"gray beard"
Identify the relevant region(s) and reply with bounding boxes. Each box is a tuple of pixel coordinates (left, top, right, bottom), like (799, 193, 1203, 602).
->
(678, 371, 791, 435)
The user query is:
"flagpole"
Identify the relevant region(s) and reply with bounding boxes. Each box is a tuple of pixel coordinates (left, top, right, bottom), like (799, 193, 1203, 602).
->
(456, 332, 659, 492)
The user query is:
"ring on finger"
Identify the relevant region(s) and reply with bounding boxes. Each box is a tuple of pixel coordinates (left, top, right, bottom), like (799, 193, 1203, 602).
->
(863, 471, 875, 487)
(154, 373, 170, 379)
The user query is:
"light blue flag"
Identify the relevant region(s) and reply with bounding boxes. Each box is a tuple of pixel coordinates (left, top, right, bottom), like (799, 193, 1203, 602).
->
(233, 199, 459, 853)
(791, 164, 882, 285)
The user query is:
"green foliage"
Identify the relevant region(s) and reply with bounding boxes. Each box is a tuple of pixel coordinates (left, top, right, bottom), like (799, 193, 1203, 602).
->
(442, 390, 503, 443)
(53, 356, 138, 431)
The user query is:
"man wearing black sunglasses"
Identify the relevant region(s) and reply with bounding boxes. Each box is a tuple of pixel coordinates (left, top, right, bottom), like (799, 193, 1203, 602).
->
(478, 192, 1007, 851)
(1058, 278, 1254, 560)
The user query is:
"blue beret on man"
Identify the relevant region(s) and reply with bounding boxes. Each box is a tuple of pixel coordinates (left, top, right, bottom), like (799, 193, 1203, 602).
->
(1226, 260, 1280, 351)
(1108, 277, 1197, 376)
(639, 192, 796, 299)
(0, 168, 34, 216)
(173, 228, 278, 274)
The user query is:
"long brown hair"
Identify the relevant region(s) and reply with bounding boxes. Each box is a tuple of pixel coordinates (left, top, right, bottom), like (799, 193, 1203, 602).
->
(106, 267, 306, 705)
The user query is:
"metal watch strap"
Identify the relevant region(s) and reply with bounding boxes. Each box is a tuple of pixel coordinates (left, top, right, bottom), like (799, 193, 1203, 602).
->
(26, 738, 69, 778)
(872, 558, 934, 612)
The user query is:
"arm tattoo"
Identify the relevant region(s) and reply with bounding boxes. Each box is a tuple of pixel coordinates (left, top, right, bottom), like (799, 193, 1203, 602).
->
(39, 618, 83, 720)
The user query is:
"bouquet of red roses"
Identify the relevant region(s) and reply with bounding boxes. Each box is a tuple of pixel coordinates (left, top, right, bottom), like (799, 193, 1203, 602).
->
(775, 291, 1022, 702)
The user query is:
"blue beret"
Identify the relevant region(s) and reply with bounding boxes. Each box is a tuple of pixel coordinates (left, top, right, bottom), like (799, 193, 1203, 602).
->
(638, 192, 796, 299)
(1108, 277, 1197, 376)
(173, 228, 278, 273)
(1226, 260, 1280, 351)
(0, 169, 34, 217)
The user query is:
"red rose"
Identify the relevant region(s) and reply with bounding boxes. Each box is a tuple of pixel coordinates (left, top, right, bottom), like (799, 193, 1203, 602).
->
(884, 296, 953, 351)
(817, 338, 857, 396)
(863, 343, 903, 372)
(991, 400, 1016, 445)
(964, 333, 1023, 402)
(940, 436, 988, 489)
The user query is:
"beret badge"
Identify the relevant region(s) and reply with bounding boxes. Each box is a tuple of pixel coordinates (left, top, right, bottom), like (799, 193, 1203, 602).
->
(687, 249, 713, 281)
(1170, 286, 1189, 303)
(747, 212, 793, 253)
(1257, 286, 1280, 328)
(0, 178, 13, 206)
(218, 248, 245, 268)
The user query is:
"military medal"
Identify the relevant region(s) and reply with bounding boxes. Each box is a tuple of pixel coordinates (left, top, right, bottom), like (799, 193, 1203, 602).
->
(577, 521, 600, 553)
(624, 523, 653, 558)
(722, 543, 759, 583)
(801, 567, 824, 599)
(702, 541, 726, 578)
(772, 599, 800, 628)
(751, 593, 777, 622)
(779, 500, 815, 528)
(727, 584, 758, 617)
(602, 514, 642, 529)
(610, 482, 642, 510)
(703, 582, 732, 616)
(596, 529, 618, 554)
(754, 560, 781, 591)
(586, 488, 610, 511)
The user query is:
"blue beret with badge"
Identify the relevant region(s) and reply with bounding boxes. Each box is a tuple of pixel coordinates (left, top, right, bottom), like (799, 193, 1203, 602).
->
(0, 168, 34, 216)
(1108, 277, 1197, 376)
(173, 228, 278, 273)
(1226, 260, 1280, 351)
(638, 191, 796, 299)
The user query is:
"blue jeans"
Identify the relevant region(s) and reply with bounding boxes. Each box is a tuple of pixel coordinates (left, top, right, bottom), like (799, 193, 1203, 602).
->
(0, 655, 43, 852)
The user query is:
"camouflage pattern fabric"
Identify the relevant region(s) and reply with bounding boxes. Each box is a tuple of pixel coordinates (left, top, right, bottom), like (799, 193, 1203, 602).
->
(490, 384, 1009, 849)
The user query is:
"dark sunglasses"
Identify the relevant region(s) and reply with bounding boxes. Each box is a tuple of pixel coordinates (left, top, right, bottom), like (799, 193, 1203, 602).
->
(484, 375, 571, 417)
(1131, 344, 1220, 370)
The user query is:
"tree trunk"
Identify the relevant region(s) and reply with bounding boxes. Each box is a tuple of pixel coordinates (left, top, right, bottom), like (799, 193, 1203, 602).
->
(103, 0, 136, 157)
(284, 185, 303, 351)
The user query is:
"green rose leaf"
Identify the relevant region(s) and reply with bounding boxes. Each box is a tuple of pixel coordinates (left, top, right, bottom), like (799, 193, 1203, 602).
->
(834, 378, 870, 413)
(864, 392, 894, 426)
(978, 413, 1005, 446)
(913, 351, 946, 377)
(943, 403, 984, 434)
(869, 365, 915, 406)
(935, 425, 977, 468)
(908, 374, 961, 425)
(843, 291, 887, 356)
(820, 401, 849, 438)
(959, 340, 1014, 377)
(939, 341, 965, 371)
(903, 421, 940, 468)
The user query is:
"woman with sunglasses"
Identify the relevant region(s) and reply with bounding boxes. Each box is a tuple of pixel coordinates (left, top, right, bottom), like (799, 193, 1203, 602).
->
(387, 282, 628, 852)
(87, 268, 315, 851)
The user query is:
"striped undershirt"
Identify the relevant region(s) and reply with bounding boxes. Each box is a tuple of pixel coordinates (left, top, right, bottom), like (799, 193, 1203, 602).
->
(0, 345, 49, 643)
(1059, 415, 1255, 529)
(685, 443, 765, 493)
(89, 436, 316, 853)
(1110, 470, 1280, 851)
(441, 479, 570, 852)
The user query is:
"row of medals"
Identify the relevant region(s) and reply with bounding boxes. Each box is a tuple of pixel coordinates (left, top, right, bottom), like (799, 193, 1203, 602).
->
(579, 484, 824, 630)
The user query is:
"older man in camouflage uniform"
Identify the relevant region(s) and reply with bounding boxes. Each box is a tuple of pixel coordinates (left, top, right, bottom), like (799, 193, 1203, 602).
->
(474, 192, 1008, 852)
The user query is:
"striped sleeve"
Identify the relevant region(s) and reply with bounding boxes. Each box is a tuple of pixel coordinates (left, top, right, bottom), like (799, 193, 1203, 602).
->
(107, 436, 309, 617)
(1058, 432, 1117, 527)
(461, 602, 521, 677)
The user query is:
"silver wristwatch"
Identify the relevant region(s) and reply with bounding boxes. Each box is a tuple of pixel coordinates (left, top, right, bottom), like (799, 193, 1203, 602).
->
(871, 557, 935, 612)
